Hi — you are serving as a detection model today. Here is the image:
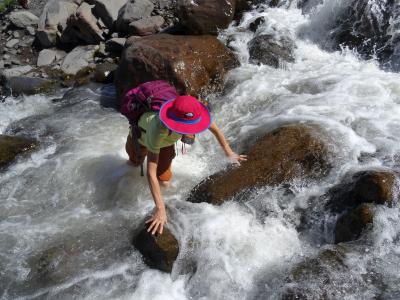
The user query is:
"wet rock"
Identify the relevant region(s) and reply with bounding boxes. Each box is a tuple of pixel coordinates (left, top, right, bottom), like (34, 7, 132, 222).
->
(94, 62, 117, 83)
(1, 65, 33, 78)
(188, 124, 331, 205)
(248, 34, 295, 68)
(249, 16, 266, 32)
(6, 76, 56, 95)
(36, 0, 79, 48)
(115, 34, 238, 104)
(61, 45, 96, 75)
(177, 0, 235, 35)
(116, 0, 154, 33)
(60, 2, 105, 46)
(0, 135, 37, 169)
(6, 39, 19, 48)
(9, 10, 39, 28)
(280, 247, 348, 299)
(105, 37, 127, 53)
(129, 15, 165, 36)
(335, 203, 374, 244)
(133, 226, 179, 273)
(327, 170, 398, 213)
(92, 0, 127, 29)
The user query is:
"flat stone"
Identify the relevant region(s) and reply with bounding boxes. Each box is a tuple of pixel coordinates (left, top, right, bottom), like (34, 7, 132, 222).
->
(9, 10, 39, 28)
(1, 65, 33, 78)
(6, 39, 19, 48)
(37, 49, 57, 67)
(129, 15, 164, 35)
(61, 45, 96, 75)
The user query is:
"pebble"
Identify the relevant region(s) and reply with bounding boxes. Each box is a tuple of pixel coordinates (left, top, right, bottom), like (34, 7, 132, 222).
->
(13, 31, 21, 38)
(26, 26, 36, 36)
(0, 60, 4, 69)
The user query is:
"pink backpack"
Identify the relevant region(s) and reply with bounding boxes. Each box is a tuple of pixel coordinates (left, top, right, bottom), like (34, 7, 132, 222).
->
(120, 80, 178, 126)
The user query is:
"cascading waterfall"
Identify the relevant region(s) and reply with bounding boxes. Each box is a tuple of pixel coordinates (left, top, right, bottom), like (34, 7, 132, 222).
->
(1, 1, 400, 299)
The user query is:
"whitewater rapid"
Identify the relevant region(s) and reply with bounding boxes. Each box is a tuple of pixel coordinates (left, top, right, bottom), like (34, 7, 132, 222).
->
(1, 1, 400, 299)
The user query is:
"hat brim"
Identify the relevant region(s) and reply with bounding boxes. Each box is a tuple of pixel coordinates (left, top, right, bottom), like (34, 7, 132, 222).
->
(159, 100, 212, 134)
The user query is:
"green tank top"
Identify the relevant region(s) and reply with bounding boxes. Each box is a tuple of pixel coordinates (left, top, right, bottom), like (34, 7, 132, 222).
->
(137, 112, 182, 154)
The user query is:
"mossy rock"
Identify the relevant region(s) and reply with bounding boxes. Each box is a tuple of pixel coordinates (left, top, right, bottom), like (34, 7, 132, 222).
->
(0, 135, 37, 169)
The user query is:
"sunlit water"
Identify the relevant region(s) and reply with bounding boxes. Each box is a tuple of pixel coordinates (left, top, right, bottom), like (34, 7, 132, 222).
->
(1, 1, 400, 299)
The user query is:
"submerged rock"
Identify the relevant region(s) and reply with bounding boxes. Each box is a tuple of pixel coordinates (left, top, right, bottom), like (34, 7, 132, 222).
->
(248, 16, 266, 32)
(188, 124, 331, 205)
(115, 34, 238, 104)
(248, 34, 295, 68)
(335, 203, 374, 244)
(0, 135, 37, 169)
(177, 0, 235, 35)
(133, 226, 179, 273)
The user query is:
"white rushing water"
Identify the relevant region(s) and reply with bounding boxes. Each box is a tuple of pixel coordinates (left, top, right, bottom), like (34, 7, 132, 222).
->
(1, 1, 400, 299)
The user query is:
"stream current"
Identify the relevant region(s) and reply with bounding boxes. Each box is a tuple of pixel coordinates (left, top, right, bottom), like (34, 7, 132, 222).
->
(1, 1, 400, 299)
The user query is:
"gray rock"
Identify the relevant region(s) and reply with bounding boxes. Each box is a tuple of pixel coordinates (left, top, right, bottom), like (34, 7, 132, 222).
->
(1, 66, 33, 78)
(129, 15, 164, 35)
(26, 26, 36, 36)
(61, 45, 96, 75)
(0, 60, 4, 69)
(116, 0, 154, 32)
(6, 76, 56, 95)
(8, 11, 39, 28)
(60, 2, 105, 45)
(37, 49, 57, 66)
(92, 0, 127, 29)
(36, 0, 79, 48)
(105, 37, 126, 53)
(11, 59, 21, 65)
(3, 54, 11, 60)
(248, 34, 295, 68)
(13, 31, 21, 38)
(6, 39, 19, 48)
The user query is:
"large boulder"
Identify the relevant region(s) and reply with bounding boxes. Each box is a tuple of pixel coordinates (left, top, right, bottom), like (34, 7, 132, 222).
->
(334, 203, 374, 244)
(60, 2, 105, 46)
(177, 0, 235, 35)
(115, 0, 154, 33)
(115, 34, 238, 103)
(92, 0, 127, 29)
(61, 45, 97, 75)
(35, 0, 79, 48)
(248, 34, 295, 68)
(327, 170, 398, 213)
(188, 124, 331, 205)
(133, 226, 179, 273)
(0, 135, 37, 169)
(8, 10, 39, 28)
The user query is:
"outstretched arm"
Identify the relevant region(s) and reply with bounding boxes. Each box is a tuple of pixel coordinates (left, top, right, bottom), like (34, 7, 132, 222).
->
(208, 121, 247, 164)
(145, 151, 167, 235)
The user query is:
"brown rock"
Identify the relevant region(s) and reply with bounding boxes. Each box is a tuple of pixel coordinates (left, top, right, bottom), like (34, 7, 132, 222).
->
(334, 203, 374, 243)
(187, 124, 331, 205)
(177, 0, 236, 35)
(327, 170, 397, 213)
(133, 226, 179, 273)
(114, 34, 238, 104)
(0, 135, 37, 169)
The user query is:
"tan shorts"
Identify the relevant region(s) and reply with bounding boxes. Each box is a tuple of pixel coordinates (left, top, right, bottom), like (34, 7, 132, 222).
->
(125, 134, 176, 181)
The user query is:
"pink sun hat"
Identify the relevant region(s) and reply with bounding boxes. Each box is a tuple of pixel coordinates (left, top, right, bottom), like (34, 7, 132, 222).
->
(159, 95, 212, 134)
